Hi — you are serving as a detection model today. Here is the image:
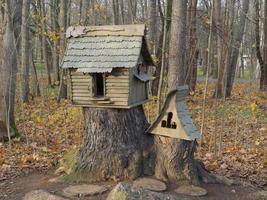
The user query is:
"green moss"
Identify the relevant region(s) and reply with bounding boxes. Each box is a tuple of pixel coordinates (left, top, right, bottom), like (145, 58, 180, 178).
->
(11, 121, 20, 138)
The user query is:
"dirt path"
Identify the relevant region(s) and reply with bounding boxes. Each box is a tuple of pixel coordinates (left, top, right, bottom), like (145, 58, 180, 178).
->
(0, 170, 263, 200)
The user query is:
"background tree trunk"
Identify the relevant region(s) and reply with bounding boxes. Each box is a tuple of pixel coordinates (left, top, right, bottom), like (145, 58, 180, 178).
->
(262, 0, 267, 90)
(40, 0, 52, 86)
(58, 0, 68, 99)
(168, 0, 187, 88)
(147, 0, 157, 54)
(186, 0, 198, 92)
(215, 0, 235, 98)
(112, 0, 120, 25)
(21, 0, 31, 102)
(225, 0, 250, 97)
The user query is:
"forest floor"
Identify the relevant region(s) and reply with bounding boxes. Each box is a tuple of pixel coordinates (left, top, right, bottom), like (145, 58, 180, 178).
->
(0, 81, 266, 199)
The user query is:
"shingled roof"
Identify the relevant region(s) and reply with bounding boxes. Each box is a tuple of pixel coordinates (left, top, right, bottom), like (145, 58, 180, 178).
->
(62, 24, 154, 73)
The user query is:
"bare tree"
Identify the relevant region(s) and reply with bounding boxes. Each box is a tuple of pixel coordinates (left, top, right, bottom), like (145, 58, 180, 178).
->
(147, 0, 157, 54)
(40, 0, 52, 86)
(168, 0, 187, 88)
(225, 0, 250, 97)
(112, 0, 120, 24)
(186, 0, 198, 92)
(21, 0, 31, 102)
(0, 0, 22, 139)
(262, 0, 267, 90)
(58, 0, 68, 100)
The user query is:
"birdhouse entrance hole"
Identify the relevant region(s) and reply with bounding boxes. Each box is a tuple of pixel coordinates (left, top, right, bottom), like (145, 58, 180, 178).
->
(94, 73, 105, 97)
(161, 112, 177, 129)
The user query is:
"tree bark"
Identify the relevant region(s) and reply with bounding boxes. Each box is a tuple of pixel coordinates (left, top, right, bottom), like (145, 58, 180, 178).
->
(0, 0, 22, 139)
(225, 0, 250, 97)
(168, 0, 187, 88)
(58, 0, 68, 99)
(51, 0, 60, 84)
(112, 0, 120, 25)
(81, 0, 89, 25)
(186, 0, 198, 92)
(40, 0, 52, 86)
(21, 0, 31, 102)
(262, 0, 267, 90)
(215, 0, 235, 98)
(75, 107, 152, 181)
(75, 0, 224, 186)
(147, 0, 157, 54)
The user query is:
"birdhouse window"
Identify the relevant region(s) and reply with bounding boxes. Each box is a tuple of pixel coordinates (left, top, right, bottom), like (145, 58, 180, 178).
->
(161, 112, 177, 129)
(92, 73, 105, 97)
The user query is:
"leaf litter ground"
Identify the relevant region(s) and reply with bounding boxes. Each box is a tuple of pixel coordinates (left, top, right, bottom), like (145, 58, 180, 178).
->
(0, 81, 266, 199)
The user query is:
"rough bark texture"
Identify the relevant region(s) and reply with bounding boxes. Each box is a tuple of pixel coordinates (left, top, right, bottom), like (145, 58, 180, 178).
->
(168, 0, 187, 88)
(75, 0, 227, 186)
(0, 0, 22, 140)
(186, 0, 198, 92)
(75, 107, 153, 182)
(21, 0, 30, 103)
(148, 0, 157, 54)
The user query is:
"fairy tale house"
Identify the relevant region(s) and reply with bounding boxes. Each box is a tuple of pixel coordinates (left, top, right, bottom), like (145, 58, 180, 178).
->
(147, 85, 201, 141)
(62, 24, 154, 108)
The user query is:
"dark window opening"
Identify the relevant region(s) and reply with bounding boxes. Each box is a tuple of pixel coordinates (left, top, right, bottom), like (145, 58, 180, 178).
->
(94, 73, 105, 97)
(171, 122, 177, 129)
(161, 120, 167, 127)
(167, 112, 173, 128)
(161, 112, 177, 129)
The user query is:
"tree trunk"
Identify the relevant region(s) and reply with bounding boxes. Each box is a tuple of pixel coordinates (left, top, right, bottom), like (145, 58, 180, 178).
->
(147, 0, 157, 54)
(75, 0, 224, 186)
(75, 107, 152, 181)
(58, 0, 68, 99)
(51, 0, 60, 84)
(40, 0, 52, 86)
(262, 0, 267, 90)
(21, 0, 30, 102)
(30, 52, 41, 97)
(81, 0, 89, 25)
(112, 0, 120, 25)
(225, 0, 250, 97)
(186, 0, 198, 92)
(0, 0, 22, 140)
(119, 0, 125, 24)
(127, 0, 134, 24)
(215, 0, 235, 98)
(168, 0, 187, 88)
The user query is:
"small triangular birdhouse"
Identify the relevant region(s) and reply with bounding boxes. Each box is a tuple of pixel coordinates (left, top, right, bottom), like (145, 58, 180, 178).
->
(147, 85, 201, 141)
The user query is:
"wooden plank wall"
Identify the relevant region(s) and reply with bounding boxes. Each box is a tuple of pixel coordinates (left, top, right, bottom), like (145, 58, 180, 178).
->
(105, 68, 129, 106)
(70, 72, 93, 105)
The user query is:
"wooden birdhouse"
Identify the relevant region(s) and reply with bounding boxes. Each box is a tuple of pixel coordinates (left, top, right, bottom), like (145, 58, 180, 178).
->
(147, 85, 201, 141)
(61, 24, 154, 108)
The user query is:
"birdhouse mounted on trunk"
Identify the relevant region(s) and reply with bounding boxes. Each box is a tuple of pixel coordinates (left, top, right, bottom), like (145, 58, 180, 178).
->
(147, 85, 201, 141)
(61, 24, 154, 109)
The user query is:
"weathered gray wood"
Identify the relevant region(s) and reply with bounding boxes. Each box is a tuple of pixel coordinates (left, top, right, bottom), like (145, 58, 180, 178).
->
(106, 89, 129, 94)
(106, 80, 129, 84)
(106, 93, 128, 98)
(106, 83, 129, 87)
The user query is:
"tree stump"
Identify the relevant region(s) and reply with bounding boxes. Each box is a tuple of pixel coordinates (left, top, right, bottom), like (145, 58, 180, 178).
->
(75, 106, 152, 181)
(75, 106, 227, 185)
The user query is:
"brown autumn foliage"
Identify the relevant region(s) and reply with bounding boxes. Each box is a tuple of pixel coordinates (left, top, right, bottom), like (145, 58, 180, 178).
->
(0, 81, 266, 187)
